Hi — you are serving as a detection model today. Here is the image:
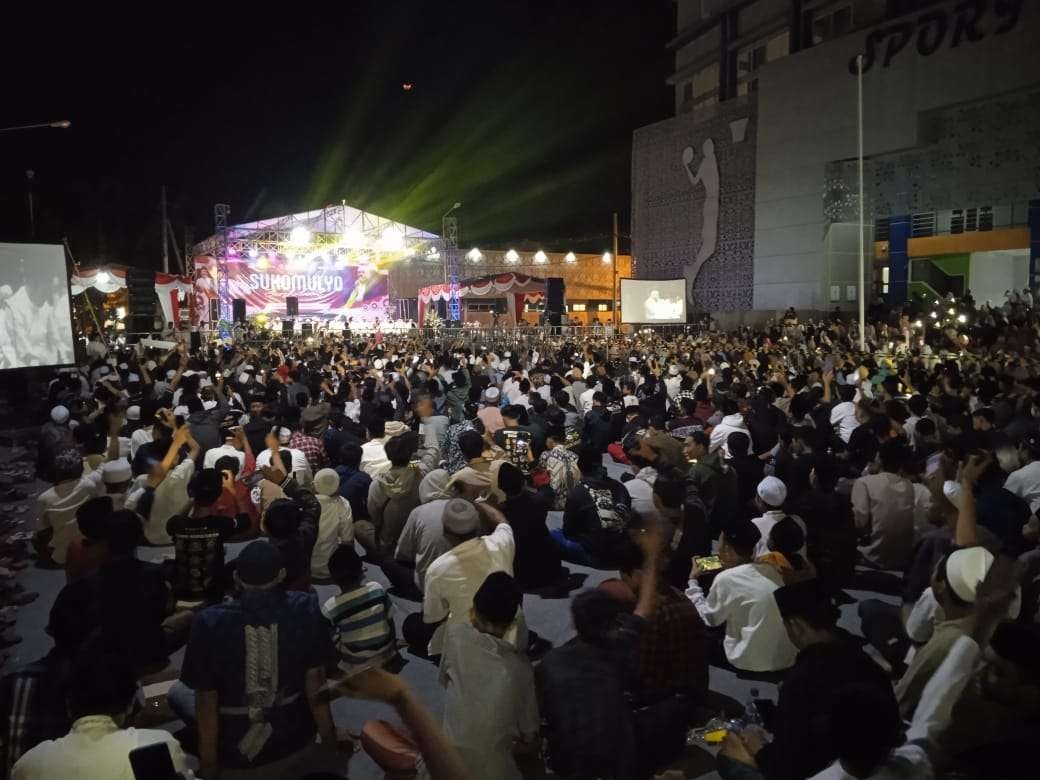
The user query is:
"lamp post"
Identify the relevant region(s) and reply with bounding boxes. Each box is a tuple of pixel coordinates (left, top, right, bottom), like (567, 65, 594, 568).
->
(0, 120, 71, 134)
(856, 54, 866, 352)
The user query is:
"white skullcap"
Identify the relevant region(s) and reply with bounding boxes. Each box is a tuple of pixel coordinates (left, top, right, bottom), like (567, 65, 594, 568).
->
(945, 547, 994, 603)
(146, 360, 157, 371)
(102, 459, 133, 484)
(127, 373, 140, 383)
(173, 405, 189, 418)
(166, 370, 177, 380)
(202, 400, 218, 411)
(373, 359, 385, 370)
(756, 476, 787, 508)
(312, 467, 340, 497)
(50, 405, 70, 424)
(275, 426, 292, 445)
(126, 405, 141, 421)
(238, 372, 251, 385)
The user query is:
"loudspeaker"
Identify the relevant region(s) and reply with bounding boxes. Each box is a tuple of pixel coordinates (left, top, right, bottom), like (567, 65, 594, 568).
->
(208, 298, 219, 323)
(301, 322, 313, 338)
(126, 315, 153, 340)
(282, 319, 294, 335)
(286, 296, 299, 316)
(232, 298, 246, 323)
(546, 277, 565, 326)
(190, 330, 202, 350)
(125, 267, 156, 319)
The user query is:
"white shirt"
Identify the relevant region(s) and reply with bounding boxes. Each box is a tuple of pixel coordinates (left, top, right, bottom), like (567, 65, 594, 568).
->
(129, 427, 154, 460)
(124, 458, 195, 545)
(830, 402, 859, 444)
(255, 447, 312, 486)
(1004, 460, 1040, 513)
(751, 510, 807, 560)
(202, 443, 246, 471)
(12, 715, 194, 780)
(808, 635, 981, 779)
(439, 622, 539, 780)
(579, 386, 598, 413)
(360, 438, 391, 477)
(423, 523, 522, 655)
(709, 413, 748, 457)
(685, 562, 797, 672)
(312, 494, 354, 580)
(624, 468, 659, 523)
(35, 467, 105, 564)
(903, 415, 921, 447)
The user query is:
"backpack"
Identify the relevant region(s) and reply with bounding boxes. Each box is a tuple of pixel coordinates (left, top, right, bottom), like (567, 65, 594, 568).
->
(581, 481, 631, 533)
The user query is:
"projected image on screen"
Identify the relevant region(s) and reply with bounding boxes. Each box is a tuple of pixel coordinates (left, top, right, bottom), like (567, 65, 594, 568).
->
(620, 278, 687, 324)
(0, 243, 75, 369)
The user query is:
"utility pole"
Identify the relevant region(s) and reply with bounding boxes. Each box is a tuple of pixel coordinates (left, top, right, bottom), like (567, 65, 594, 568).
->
(612, 211, 619, 326)
(161, 185, 169, 274)
(26, 170, 35, 238)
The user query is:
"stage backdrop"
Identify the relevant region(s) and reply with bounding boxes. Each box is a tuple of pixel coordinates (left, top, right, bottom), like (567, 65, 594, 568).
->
(193, 254, 389, 323)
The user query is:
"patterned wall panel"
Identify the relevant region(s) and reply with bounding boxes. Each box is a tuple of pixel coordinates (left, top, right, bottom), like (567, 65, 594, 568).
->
(631, 98, 757, 311)
(824, 87, 1040, 225)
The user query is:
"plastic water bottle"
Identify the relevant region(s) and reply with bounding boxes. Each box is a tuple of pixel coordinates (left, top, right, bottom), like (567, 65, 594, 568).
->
(743, 688, 763, 730)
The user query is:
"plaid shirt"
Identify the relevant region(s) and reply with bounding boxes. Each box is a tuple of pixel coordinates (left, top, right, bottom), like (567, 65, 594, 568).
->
(289, 432, 326, 474)
(638, 586, 708, 698)
(0, 657, 71, 779)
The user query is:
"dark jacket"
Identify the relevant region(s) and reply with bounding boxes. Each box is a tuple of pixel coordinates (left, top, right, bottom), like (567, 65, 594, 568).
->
(502, 489, 563, 589)
(581, 406, 613, 455)
(268, 480, 320, 591)
(187, 395, 231, 454)
(562, 469, 632, 565)
(335, 464, 372, 521)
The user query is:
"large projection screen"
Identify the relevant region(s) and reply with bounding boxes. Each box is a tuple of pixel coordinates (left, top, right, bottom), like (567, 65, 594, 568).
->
(0, 243, 75, 369)
(620, 278, 686, 324)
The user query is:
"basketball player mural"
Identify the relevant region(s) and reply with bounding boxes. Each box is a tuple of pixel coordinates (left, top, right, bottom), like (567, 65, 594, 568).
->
(681, 137, 719, 304)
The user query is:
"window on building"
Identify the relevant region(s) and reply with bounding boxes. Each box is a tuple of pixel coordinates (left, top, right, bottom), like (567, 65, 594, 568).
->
(597, 303, 609, 312)
(807, 2, 854, 46)
(874, 217, 891, 242)
(683, 62, 719, 112)
(950, 206, 993, 234)
(912, 212, 936, 238)
(736, 29, 789, 97)
(571, 303, 587, 312)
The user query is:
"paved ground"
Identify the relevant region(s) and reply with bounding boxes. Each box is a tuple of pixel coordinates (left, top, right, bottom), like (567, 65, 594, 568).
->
(2, 443, 896, 779)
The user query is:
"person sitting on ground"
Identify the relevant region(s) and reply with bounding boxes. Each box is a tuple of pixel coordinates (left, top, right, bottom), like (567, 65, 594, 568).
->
(716, 579, 894, 780)
(497, 462, 565, 591)
(169, 540, 346, 780)
(99, 458, 133, 511)
(852, 438, 917, 570)
(10, 641, 193, 780)
(750, 476, 806, 559)
(166, 467, 251, 601)
(554, 447, 633, 568)
(310, 468, 354, 582)
(580, 391, 612, 455)
(455, 428, 491, 476)
(124, 420, 199, 545)
(360, 431, 438, 559)
(405, 500, 521, 659)
(539, 529, 686, 779)
(34, 447, 107, 568)
(438, 571, 539, 779)
(608, 538, 709, 709)
(685, 516, 797, 672)
(758, 516, 816, 586)
(538, 424, 580, 509)
(254, 426, 313, 486)
(321, 545, 402, 681)
(62, 496, 112, 583)
(332, 440, 372, 522)
(50, 510, 190, 677)
(260, 455, 322, 592)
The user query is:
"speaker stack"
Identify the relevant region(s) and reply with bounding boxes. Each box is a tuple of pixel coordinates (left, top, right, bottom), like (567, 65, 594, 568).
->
(232, 298, 246, 323)
(545, 277, 565, 327)
(125, 267, 156, 341)
(286, 296, 299, 317)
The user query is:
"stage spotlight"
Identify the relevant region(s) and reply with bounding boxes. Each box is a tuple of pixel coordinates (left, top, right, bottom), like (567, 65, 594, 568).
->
(564, 252, 576, 263)
(426, 247, 441, 261)
(343, 227, 366, 249)
(248, 248, 259, 259)
(957, 314, 967, 323)
(602, 252, 612, 264)
(97, 271, 110, 284)
(505, 249, 519, 263)
(289, 226, 311, 246)
(947, 308, 955, 316)
(467, 248, 482, 263)
(534, 250, 548, 264)
(380, 227, 405, 251)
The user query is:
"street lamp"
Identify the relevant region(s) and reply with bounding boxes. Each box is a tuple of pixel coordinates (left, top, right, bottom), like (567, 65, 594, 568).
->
(0, 119, 71, 133)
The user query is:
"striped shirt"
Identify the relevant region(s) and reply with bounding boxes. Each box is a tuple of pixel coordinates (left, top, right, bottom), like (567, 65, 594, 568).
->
(321, 583, 397, 675)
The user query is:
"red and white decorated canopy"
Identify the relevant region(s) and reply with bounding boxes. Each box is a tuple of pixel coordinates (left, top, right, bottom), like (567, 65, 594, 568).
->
(418, 273, 545, 323)
(70, 266, 193, 326)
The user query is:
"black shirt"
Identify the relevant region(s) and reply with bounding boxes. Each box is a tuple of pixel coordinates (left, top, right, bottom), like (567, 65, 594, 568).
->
(501, 489, 562, 589)
(167, 511, 249, 600)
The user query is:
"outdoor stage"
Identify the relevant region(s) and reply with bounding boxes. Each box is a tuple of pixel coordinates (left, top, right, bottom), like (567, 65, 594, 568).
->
(191, 204, 439, 328)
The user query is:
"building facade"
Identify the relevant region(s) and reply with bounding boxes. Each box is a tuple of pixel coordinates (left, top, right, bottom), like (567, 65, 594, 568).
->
(633, 0, 1040, 314)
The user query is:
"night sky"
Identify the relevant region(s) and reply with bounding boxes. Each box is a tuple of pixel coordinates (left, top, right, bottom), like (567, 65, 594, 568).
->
(0, 1, 673, 270)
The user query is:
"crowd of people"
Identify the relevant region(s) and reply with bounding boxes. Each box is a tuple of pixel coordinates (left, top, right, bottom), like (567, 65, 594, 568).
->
(1, 292, 1039, 779)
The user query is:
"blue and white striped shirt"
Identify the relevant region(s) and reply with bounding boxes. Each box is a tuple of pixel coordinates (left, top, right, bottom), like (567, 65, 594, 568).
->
(321, 582, 397, 675)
